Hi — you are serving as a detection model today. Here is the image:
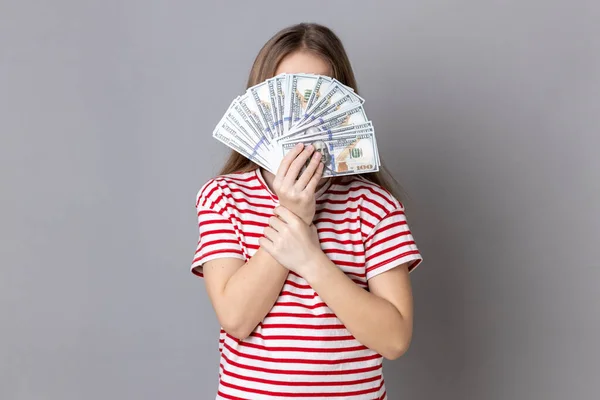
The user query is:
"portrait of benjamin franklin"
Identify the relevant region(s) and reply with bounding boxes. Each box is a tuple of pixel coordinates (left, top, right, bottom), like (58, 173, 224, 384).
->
(299, 139, 333, 177)
(311, 140, 332, 172)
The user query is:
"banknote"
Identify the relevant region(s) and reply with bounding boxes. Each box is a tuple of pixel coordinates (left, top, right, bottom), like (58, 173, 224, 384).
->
(274, 75, 287, 137)
(213, 124, 272, 172)
(283, 103, 369, 139)
(283, 126, 375, 145)
(229, 99, 269, 145)
(216, 118, 271, 166)
(296, 81, 363, 127)
(279, 122, 374, 143)
(303, 75, 333, 115)
(237, 94, 272, 143)
(248, 83, 277, 141)
(301, 94, 355, 126)
(290, 74, 320, 128)
(212, 73, 380, 176)
(280, 131, 379, 177)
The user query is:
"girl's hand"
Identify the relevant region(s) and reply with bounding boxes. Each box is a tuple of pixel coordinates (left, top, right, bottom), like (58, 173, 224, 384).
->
(259, 205, 324, 276)
(272, 143, 325, 225)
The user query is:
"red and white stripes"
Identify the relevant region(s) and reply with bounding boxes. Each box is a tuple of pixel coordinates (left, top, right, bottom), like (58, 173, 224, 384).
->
(191, 168, 422, 399)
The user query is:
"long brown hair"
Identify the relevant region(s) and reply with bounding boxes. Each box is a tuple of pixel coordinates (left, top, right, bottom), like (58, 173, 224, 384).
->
(218, 22, 407, 202)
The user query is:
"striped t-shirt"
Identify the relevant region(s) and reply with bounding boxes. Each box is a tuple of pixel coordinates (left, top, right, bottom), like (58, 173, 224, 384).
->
(191, 168, 422, 400)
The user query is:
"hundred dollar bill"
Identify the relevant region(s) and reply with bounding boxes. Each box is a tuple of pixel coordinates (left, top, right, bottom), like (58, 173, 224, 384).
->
(238, 93, 272, 144)
(280, 131, 379, 177)
(212, 73, 380, 178)
(283, 74, 294, 132)
(225, 110, 273, 161)
(299, 94, 355, 128)
(229, 98, 269, 146)
(275, 75, 287, 137)
(303, 75, 333, 115)
(281, 126, 375, 146)
(266, 78, 281, 137)
(221, 99, 259, 145)
(292, 127, 378, 173)
(289, 74, 319, 129)
(213, 122, 273, 173)
(279, 122, 374, 143)
(370, 128, 380, 167)
(248, 82, 277, 141)
(216, 119, 271, 166)
(296, 81, 363, 127)
(283, 103, 369, 139)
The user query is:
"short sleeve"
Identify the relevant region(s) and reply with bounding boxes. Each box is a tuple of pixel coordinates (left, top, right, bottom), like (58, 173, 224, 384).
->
(364, 207, 422, 280)
(191, 183, 245, 278)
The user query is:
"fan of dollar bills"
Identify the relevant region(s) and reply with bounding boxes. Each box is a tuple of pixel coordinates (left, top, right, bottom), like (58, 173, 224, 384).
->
(212, 73, 380, 177)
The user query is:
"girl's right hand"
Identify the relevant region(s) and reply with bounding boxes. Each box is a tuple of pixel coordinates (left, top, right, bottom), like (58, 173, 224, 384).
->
(272, 143, 325, 225)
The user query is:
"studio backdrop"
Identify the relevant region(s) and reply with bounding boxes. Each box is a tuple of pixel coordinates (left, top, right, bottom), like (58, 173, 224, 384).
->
(1, 1, 599, 399)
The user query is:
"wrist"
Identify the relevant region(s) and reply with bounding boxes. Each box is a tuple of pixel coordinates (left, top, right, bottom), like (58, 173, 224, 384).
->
(302, 250, 331, 283)
(303, 217, 315, 225)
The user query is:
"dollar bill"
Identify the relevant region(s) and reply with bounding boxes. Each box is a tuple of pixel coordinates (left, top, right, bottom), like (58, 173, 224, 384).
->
(280, 131, 379, 177)
(229, 98, 269, 145)
(303, 75, 333, 115)
(215, 118, 271, 167)
(225, 110, 273, 161)
(283, 74, 295, 132)
(248, 82, 277, 141)
(282, 126, 374, 145)
(238, 93, 272, 143)
(296, 81, 363, 127)
(275, 75, 286, 137)
(283, 103, 369, 139)
(213, 124, 273, 173)
(279, 122, 374, 143)
(212, 73, 380, 177)
(290, 74, 320, 128)
(267, 78, 281, 137)
(301, 94, 355, 126)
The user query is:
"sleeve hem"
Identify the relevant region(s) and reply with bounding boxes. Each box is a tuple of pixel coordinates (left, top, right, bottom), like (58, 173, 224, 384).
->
(190, 253, 246, 278)
(366, 253, 423, 281)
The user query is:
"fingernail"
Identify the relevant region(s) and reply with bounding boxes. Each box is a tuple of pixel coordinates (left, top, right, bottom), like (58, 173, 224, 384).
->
(306, 144, 313, 151)
(295, 143, 303, 149)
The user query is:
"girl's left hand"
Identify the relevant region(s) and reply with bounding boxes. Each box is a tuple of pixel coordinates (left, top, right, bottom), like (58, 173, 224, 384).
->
(259, 205, 323, 276)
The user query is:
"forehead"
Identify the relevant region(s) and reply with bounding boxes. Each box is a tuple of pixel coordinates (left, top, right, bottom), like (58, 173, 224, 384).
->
(275, 51, 332, 76)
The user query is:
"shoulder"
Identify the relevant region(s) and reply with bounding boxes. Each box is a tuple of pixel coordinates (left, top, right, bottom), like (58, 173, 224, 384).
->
(332, 175, 404, 237)
(345, 175, 403, 215)
(195, 169, 258, 211)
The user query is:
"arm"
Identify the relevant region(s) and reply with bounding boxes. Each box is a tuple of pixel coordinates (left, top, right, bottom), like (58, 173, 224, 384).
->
(260, 206, 419, 360)
(202, 248, 288, 340)
(302, 254, 413, 360)
(200, 143, 324, 339)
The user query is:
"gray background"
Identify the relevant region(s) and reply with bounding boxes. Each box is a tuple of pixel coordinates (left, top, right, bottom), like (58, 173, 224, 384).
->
(2, 0, 599, 399)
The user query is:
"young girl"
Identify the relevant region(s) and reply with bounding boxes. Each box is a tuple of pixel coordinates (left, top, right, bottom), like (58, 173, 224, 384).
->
(191, 23, 423, 400)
